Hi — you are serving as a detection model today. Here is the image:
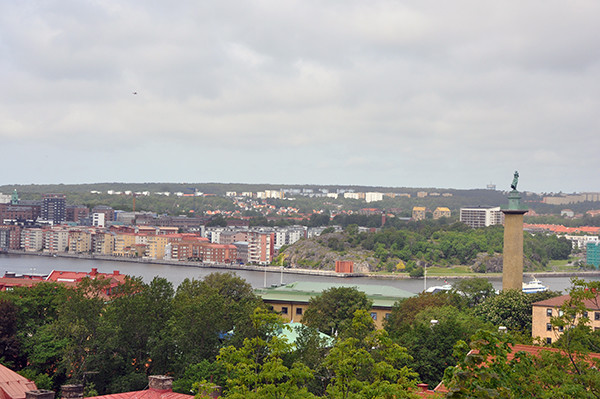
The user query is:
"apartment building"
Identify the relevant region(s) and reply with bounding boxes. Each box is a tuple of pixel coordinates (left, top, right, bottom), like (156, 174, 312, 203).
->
(460, 206, 504, 228)
(68, 229, 94, 254)
(146, 235, 170, 259)
(588, 242, 600, 268)
(113, 233, 138, 257)
(93, 231, 115, 255)
(41, 193, 66, 224)
(365, 192, 383, 203)
(247, 230, 274, 265)
(21, 228, 44, 252)
(0, 225, 21, 250)
(412, 207, 426, 221)
(433, 207, 451, 220)
(43, 228, 69, 253)
(66, 205, 89, 223)
(532, 295, 600, 344)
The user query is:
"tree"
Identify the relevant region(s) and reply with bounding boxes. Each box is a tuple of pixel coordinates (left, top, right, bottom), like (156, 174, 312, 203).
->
(385, 292, 460, 336)
(86, 277, 175, 394)
(217, 308, 315, 398)
(302, 287, 372, 336)
(452, 277, 496, 307)
(0, 299, 24, 368)
(171, 273, 263, 369)
(394, 306, 490, 388)
(323, 310, 419, 399)
(473, 289, 560, 333)
(443, 329, 600, 398)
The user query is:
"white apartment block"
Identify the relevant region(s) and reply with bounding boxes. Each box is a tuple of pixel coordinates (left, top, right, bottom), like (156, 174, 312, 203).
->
(93, 212, 106, 228)
(365, 192, 384, 203)
(564, 235, 600, 249)
(459, 206, 504, 228)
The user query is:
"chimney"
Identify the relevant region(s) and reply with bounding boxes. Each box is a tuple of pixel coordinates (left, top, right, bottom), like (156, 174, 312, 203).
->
(113, 270, 120, 275)
(61, 385, 83, 399)
(416, 383, 429, 392)
(91, 268, 98, 276)
(26, 391, 55, 399)
(148, 376, 173, 392)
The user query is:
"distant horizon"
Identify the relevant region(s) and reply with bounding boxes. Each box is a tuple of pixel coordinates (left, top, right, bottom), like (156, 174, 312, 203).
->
(1, 181, 595, 195)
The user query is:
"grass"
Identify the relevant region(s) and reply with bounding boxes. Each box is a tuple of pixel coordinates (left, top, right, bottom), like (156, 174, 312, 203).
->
(425, 266, 473, 276)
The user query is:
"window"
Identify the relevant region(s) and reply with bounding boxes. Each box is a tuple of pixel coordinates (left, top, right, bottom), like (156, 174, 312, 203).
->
(558, 326, 564, 332)
(296, 307, 303, 315)
(546, 337, 552, 344)
(583, 311, 589, 318)
(370, 312, 377, 321)
(595, 312, 600, 321)
(546, 323, 552, 331)
(559, 310, 564, 317)
(281, 307, 288, 315)
(547, 308, 553, 317)
(385, 313, 391, 319)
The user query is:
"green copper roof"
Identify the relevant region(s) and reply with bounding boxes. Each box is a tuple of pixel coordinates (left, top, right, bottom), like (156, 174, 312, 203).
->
(255, 281, 415, 308)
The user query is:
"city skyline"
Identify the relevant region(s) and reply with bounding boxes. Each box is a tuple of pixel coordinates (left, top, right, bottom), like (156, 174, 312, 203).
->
(2, 1, 600, 192)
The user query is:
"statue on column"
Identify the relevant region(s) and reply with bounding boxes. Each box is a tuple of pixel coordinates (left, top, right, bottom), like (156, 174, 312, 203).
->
(511, 171, 519, 191)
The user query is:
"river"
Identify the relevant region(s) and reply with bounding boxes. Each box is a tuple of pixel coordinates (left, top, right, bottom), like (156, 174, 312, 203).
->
(1, 253, 597, 294)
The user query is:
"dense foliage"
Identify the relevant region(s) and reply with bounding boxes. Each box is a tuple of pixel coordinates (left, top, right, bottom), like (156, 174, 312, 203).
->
(294, 223, 571, 272)
(2, 273, 598, 398)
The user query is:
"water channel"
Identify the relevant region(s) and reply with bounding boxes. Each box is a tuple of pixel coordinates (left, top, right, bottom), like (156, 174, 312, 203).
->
(1, 253, 597, 294)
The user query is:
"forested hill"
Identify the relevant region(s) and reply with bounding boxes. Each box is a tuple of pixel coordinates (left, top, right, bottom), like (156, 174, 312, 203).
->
(1, 182, 511, 204)
(279, 223, 573, 274)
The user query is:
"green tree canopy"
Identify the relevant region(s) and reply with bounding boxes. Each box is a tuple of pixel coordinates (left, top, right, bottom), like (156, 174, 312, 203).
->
(302, 287, 372, 336)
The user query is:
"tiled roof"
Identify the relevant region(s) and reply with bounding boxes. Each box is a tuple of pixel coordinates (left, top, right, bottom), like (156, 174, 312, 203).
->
(86, 390, 194, 399)
(532, 294, 600, 310)
(0, 364, 37, 399)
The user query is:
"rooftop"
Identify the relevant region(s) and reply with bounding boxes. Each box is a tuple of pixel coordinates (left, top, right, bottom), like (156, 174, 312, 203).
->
(0, 364, 37, 399)
(255, 281, 415, 308)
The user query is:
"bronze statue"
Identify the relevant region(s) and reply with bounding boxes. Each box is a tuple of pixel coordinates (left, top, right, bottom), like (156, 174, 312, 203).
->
(511, 171, 519, 191)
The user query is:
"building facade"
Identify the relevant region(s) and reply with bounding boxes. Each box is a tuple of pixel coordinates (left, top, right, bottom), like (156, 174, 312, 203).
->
(532, 295, 600, 344)
(588, 242, 600, 268)
(460, 206, 504, 228)
(41, 194, 66, 224)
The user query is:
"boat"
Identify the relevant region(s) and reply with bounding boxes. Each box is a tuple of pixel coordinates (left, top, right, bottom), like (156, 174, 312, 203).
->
(522, 277, 548, 294)
(425, 284, 453, 294)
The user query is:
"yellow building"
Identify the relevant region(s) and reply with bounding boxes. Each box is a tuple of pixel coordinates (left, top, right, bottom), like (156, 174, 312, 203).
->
(146, 235, 170, 259)
(68, 229, 93, 253)
(255, 282, 415, 330)
(412, 206, 426, 221)
(433, 207, 451, 220)
(93, 231, 115, 255)
(113, 233, 137, 257)
(532, 294, 600, 344)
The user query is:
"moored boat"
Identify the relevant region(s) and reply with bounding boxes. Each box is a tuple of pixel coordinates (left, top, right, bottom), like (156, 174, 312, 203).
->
(522, 277, 548, 293)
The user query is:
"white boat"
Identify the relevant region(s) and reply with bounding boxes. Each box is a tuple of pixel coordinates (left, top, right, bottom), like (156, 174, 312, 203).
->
(522, 277, 548, 294)
(425, 284, 453, 294)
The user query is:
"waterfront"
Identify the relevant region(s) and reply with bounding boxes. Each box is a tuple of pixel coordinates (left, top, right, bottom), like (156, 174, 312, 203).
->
(1, 253, 598, 294)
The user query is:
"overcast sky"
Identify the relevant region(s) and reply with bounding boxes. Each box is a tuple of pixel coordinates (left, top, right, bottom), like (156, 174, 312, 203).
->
(1, 1, 599, 193)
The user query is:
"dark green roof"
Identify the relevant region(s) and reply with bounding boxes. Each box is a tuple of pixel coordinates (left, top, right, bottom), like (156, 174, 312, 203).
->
(255, 281, 415, 308)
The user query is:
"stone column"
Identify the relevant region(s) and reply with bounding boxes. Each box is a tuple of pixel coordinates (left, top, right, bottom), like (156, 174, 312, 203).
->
(502, 209, 527, 291)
